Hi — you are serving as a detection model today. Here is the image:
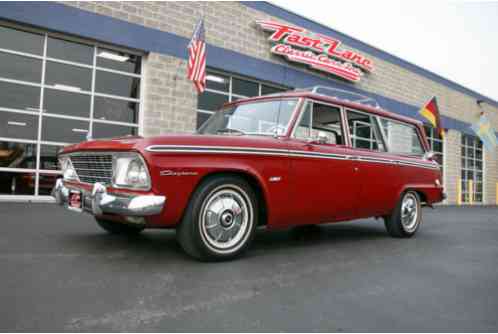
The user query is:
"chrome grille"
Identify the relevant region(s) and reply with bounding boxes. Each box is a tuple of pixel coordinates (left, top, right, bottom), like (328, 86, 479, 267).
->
(69, 154, 113, 185)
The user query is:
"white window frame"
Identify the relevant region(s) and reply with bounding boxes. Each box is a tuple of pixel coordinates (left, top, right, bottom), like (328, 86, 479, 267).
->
(0, 21, 144, 201)
(460, 134, 484, 204)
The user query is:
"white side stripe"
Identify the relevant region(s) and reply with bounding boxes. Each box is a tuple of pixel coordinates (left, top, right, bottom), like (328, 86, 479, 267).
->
(145, 145, 440, 170)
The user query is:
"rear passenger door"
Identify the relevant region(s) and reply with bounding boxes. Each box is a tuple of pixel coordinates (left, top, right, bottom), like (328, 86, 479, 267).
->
(345, 109, 400, 217)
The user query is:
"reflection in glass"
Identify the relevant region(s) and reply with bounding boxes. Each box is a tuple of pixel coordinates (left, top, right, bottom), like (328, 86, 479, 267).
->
(0, 81, 40, 111)
(196, 112, 212, 129)
(41, 116, 89, 143)
(232, 77, 259, 97)
(95, 70, 140, 98)
(97, 48, 141, 74)
(261, 85, 285, 96)
(39, 145, 62, 170)
(92, 122, 137, 139)
(47, 36, 93, 64)
(45, 61, 92, 91)
(0, 171, 36, 195)
(93, 96, 138, 123)
(38, 172, 61, 195)
(0, 52, 42, 83)
(0, 112, 39, 140)
(0, 25, 44, 55)
(0, 141, 37, 168)
(206, 72, 229, 92)
(197, 91, 229, 111)
(43, 88, 91, 118)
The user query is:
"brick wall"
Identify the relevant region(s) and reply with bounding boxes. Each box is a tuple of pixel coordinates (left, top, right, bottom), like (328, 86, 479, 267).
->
(59, 1, 498, 205)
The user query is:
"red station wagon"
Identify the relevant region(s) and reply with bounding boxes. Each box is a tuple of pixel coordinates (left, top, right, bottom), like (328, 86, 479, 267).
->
(53, 86, 445, 261)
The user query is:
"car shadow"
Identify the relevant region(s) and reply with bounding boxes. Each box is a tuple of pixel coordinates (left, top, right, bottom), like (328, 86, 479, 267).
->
(58, 219, 388, 263)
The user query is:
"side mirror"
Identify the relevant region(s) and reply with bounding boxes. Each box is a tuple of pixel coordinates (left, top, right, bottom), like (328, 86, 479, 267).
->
(423, 151, 435, 161)
(307, 132, 329, 145)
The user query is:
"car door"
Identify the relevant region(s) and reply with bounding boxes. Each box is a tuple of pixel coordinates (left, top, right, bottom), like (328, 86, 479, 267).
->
(345, 109, 400, 217)
(287, 100, 359, 225)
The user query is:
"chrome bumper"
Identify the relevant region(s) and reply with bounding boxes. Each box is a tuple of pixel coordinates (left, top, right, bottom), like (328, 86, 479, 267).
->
(52, 179, 166, 217)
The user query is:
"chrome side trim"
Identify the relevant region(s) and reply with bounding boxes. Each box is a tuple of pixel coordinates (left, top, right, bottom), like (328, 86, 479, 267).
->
(145, 145, 441, 170)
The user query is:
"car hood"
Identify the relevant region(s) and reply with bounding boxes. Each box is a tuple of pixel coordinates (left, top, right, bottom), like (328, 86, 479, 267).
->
(60, 133, 288, 154)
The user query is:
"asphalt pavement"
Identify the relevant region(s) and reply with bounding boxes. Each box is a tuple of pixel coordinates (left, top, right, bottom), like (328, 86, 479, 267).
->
(1, 203, 497, 332)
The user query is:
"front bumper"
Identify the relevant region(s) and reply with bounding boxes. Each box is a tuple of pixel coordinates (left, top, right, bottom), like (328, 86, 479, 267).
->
(52, 179, 166, 217)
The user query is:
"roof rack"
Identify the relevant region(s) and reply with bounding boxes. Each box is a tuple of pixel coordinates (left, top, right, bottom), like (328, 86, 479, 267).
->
(296, 86, 381, 109)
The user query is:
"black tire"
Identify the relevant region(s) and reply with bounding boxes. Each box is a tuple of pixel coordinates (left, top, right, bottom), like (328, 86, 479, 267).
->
(95, 218, 145, 235)
(176, 175, 259, 261)
(384, 191, 422, 238)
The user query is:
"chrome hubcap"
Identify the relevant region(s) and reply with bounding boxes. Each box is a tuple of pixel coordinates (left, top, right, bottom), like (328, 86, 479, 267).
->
(401, 193, 419, 232)
(200, 186, 252, 251)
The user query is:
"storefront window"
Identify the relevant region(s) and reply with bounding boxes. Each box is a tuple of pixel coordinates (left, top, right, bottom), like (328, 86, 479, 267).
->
(0, 24, 142, 197)
(461, 134, 483, 203)
(196, 69, 288, 129)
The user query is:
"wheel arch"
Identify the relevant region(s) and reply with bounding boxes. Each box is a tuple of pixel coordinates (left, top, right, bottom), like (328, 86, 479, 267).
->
(186, 168, 270, 226)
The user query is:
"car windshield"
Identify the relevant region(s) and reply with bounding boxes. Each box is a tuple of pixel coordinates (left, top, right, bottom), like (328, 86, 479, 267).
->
(198, 98, 298, 136)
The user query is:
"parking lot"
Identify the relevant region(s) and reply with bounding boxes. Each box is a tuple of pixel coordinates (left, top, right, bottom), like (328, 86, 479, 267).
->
(1, 203, 497, 331)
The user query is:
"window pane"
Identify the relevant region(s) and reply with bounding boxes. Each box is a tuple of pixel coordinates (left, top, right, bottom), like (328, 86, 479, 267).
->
(39, 145, 62, 170)
(206, 72, 229, 92)
(0, 111, 39, 140)
(95, 70, 140, 98)
(0, 141, 37, 168)
(0, 81, 40, 111)
(43, 88, 91, 118)
(0, 26, 44, 55)
(97, 48, 141, 74)
(47, 36, 93, 64)
(0, 171, 36, 195)
(93, 96, 138, 123)
(196, 111, 212, 129)
(45, 61, 92, 91)
(310, 103, 344, 145)
(0, 52, 42, 83)
(41, 116, 89, 143)
(197, 91, 228, 111)
(294, 103, 312, 140)
(380, 118, 423, 155)
(261, 85, 285, 95)
(347, 111, 385, 151)
(92, 122, 137, 139)
(232, 77, 259, 97)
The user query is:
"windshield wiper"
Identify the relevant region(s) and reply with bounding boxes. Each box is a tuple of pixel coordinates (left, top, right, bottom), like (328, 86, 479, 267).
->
(216, 128, 246, 135)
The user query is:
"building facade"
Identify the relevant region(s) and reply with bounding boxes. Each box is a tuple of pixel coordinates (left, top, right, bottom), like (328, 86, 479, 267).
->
(0, 1, 497, 205)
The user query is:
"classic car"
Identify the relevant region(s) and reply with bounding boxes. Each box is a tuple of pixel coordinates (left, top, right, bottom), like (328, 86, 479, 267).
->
(52, 86, 445, 261)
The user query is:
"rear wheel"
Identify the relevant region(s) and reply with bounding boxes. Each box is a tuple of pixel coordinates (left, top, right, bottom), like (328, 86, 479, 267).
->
(384, 191, 421, 238)
(95, 218, 144, 235)
(177, 175, 258, 261)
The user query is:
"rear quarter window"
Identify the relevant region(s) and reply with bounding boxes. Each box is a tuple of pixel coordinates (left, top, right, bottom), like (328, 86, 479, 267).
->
(380, 118, 424, 155)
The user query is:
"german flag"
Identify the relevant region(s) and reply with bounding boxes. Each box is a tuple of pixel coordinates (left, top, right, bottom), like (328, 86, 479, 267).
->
(419, 96, 445, 138)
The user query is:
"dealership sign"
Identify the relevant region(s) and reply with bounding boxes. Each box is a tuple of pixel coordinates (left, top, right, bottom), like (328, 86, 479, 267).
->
(256, 21, 374, 82)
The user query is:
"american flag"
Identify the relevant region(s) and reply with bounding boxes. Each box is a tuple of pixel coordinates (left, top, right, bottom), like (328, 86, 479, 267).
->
(187, 18, 206, 93)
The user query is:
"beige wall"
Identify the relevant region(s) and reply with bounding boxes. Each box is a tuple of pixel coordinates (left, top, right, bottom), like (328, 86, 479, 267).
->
(59, 1, 498, 205)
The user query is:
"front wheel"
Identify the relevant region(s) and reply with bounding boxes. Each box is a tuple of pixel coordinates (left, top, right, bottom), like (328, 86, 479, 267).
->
(177, 175, 258, 261)
(384, 191, 422, 238)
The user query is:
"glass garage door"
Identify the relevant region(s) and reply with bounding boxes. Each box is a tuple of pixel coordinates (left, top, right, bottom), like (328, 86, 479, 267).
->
(0, 24, 143, 199)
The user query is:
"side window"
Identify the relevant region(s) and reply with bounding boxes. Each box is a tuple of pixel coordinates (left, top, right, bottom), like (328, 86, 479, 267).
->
(294, 101, 344, 145)
(380, 118, 424, 155)
(346, 110, 385, 151)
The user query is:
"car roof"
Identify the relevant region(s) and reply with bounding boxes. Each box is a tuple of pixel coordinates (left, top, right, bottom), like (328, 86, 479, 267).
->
(223, 89, 424, 128)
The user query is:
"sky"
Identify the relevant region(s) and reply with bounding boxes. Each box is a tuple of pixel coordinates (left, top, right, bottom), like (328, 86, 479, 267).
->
(269, 0, 498, 101)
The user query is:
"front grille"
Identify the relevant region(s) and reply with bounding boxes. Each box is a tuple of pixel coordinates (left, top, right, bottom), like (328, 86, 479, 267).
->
(69, 153, 113, 185)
